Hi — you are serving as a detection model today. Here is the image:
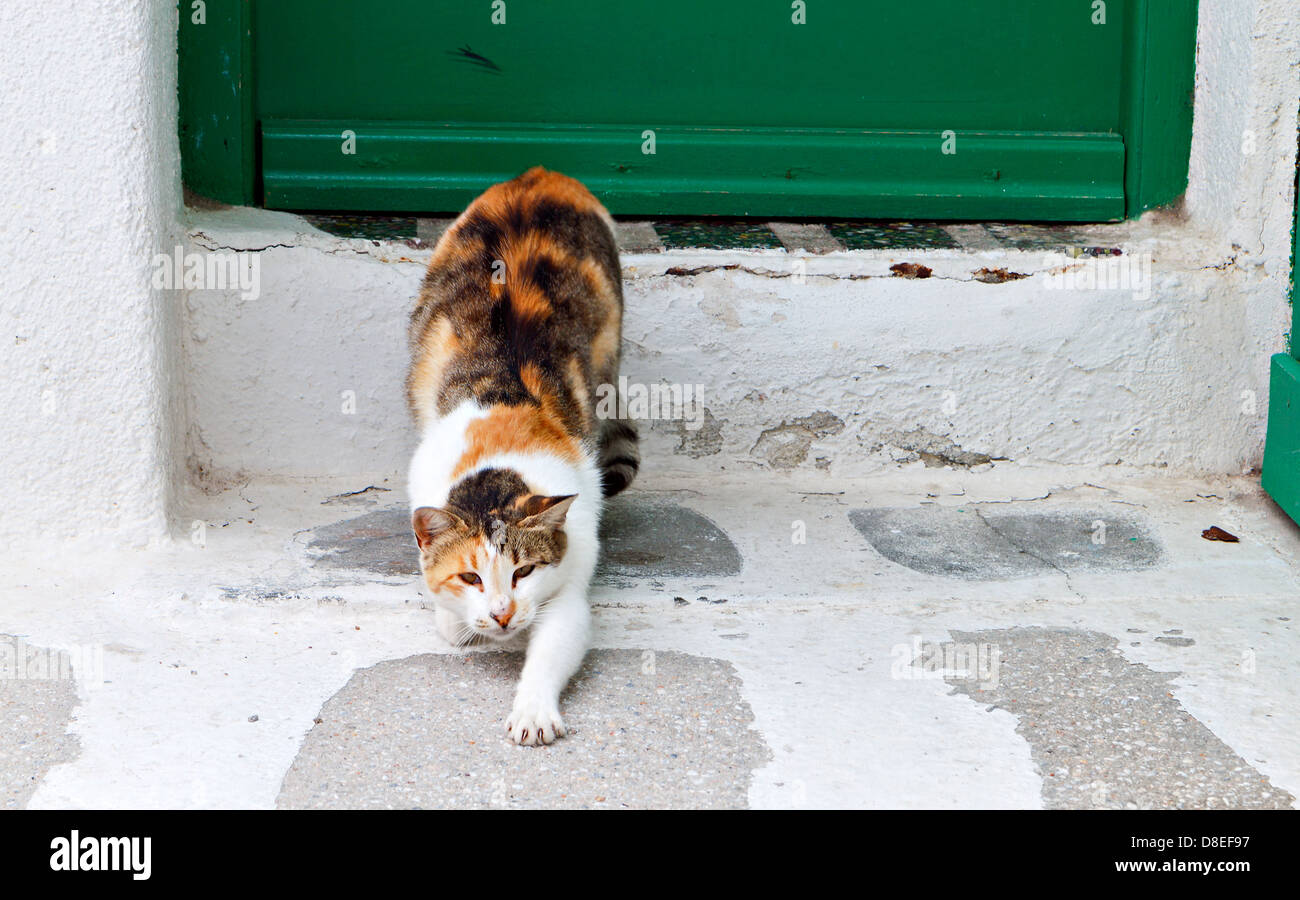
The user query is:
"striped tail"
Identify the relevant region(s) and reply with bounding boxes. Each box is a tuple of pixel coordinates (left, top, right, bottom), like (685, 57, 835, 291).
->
(597, 419, 640, 497)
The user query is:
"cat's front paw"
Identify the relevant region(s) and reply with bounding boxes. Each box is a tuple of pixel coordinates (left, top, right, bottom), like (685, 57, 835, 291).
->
(506, 696, 567, 746)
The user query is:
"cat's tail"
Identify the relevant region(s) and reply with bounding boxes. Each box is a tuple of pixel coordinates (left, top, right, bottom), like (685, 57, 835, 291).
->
(597, 419, 639, 497)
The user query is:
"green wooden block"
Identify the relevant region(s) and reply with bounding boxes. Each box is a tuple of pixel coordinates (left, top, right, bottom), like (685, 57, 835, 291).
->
(178, 0, 254, 205)
(261, 121, 1125, 219)
(1262, 354, 1300, 526)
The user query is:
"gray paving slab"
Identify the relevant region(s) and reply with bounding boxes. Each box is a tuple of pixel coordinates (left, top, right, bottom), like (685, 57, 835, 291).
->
(306, 507, 419, 577)
(849, 506, 1162, 579)
(940, 627, 1293, 809)
(596, 494, 742, 582)
(850, 507, 1034, 578)
(0, 635, 81, 808)
(277, 649, 770, 809)
(983, 509, 1163, 571)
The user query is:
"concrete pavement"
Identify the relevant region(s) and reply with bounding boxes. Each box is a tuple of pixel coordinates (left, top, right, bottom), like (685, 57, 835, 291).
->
(1, 464, 1297, 808)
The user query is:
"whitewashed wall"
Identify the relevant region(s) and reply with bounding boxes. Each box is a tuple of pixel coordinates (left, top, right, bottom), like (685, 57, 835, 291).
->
(0, 2, 182, 550)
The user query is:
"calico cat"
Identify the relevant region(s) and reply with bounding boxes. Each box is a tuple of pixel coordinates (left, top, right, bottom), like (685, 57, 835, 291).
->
(406, 167, 637, 746)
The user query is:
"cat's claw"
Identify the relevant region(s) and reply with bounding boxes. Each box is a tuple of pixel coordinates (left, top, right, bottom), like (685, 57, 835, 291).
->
(506, 698, 567, 746)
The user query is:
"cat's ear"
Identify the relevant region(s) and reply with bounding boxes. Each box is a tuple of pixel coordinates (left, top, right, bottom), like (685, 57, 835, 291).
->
(412, 506, 466, 551)
(517, 494, 577, 531)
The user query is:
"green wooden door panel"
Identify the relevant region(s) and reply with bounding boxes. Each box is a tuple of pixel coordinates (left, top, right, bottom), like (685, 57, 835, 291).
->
(262, 121, 1124, 219)
(252, 2, 1124, 132)
(180, 0, 1198, 218)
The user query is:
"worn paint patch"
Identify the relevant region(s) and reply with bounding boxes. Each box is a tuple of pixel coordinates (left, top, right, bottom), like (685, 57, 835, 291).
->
(751, 411, 846, 469)
(277, 649, 770, 809)
(972, 267, 1029, 283)
(0, 635, 81, 809)
(767, 222, 842, 254)
(890, 262, 933, 279)
(983, 223, 1092, 251)
(940, 627, 1293, 809)
(872, 427, 999, 468)
(850, 507, 1163, 579)
(672, 408, 725, 458)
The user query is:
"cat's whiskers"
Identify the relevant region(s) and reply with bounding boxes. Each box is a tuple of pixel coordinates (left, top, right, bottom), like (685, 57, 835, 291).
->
(527, 596, 560, 629)
(451, 621, 479, 650)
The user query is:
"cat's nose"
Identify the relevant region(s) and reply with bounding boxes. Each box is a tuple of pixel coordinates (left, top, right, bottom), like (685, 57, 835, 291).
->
(490, 603, 515, 628)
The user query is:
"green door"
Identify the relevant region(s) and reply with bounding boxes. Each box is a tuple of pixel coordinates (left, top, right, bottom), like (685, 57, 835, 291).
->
(179, 1, 1196, 219)
(1262, 150, 1300, 524)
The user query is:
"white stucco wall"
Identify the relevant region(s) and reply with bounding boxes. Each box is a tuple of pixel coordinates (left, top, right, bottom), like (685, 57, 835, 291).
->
(1182, 0, 1299, 403)
(1185, 0, 1299, 258)
(0, 2, 182, 550)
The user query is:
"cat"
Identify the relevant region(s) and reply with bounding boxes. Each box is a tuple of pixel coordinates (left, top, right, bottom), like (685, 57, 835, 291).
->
(405, 167, 637, 746)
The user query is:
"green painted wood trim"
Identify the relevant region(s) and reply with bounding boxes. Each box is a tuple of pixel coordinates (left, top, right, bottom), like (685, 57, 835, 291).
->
(177, 0, 255, 205)
(1262, 353, 1300, 523)
(261, 121, 1125, 220)
(1120, 0, 1199, 217)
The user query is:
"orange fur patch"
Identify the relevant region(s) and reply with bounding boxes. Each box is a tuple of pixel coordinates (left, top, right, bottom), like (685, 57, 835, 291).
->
(421, 538, 486, 594)
(519, 362, 547, 398)
(590, 305, 620, 378)
(407, 317, 459, 425)
(452, 403, 581, 478)
(522, 361, 585, 435)
(467, 168, 606, 231)
(566, 356, 593, 431)
(526, 169, 606, 215)
(509, 280, 552, 322)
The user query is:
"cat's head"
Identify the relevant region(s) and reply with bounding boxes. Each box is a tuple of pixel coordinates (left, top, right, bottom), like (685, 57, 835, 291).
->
(412, 492, 575, 643)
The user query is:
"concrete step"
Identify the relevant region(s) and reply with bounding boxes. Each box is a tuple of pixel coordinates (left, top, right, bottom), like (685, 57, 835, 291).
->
(181, 207, 1275, 489)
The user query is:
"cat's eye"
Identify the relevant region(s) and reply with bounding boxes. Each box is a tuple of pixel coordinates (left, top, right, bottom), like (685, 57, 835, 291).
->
(513, 564, 536, 585)
(458, 572, 481, 586)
